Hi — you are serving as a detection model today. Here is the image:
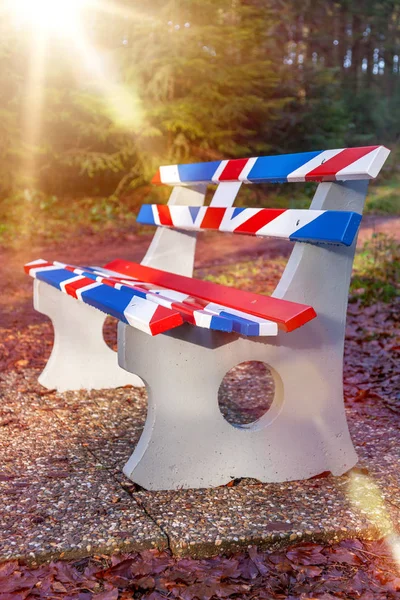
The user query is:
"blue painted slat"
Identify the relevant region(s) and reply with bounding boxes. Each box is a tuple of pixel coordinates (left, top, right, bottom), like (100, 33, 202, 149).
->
(189, 206, 200, 222)
(246, 151, 322, 183)
(209, 314, 234, 332)
(232, 207, 246, 218)
(290, 211, 362, 246)
(80, 284, 137, 323)
(137, 204, 156, 225)
(36, 268, 77, 289)
(177, 161, 221, 183)
(219, 311, 259, 336)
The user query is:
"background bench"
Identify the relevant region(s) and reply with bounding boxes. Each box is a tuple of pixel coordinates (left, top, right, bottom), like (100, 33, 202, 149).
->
(25, 145, 390, 490)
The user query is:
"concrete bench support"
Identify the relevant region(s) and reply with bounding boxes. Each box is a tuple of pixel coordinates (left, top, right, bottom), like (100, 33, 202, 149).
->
(119, 180, 368, 490)
(33, 184, 206, 391)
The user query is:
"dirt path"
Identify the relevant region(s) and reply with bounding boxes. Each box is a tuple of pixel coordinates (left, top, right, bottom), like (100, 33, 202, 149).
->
(0, 214, 398, 332)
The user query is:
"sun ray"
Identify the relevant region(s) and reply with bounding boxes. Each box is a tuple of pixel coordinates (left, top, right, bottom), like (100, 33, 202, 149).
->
(91, 0, 154, 22)
(2, 0, 153, 197)
(348, 471, 400, 568)
(71, 24, 144, 129)
(20, 28, 48, 191)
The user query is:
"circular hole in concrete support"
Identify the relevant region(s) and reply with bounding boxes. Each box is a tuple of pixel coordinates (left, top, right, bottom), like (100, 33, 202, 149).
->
(218, 361, 276, 427)
(103, 316, 118, 351)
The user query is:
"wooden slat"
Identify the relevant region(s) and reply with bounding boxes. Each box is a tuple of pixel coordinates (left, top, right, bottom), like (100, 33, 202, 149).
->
(137, 206, 362, 246)
(104, 260, 317, 333)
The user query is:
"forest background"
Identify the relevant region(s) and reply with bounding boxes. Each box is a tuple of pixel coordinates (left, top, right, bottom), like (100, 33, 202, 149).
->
(0, 0, 399, 244)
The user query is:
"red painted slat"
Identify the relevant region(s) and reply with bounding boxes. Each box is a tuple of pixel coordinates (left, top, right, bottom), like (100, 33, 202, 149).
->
(148, 305, 184, 335)
(305, 146, 378, 182)
(200, 207, 226, 230)
(104, 260, 317, 332)
(218, 158, 249, 181)
(234, 208, 286, 234)
(171, 302, 196, 325)
(151, 169, 162, 185)
(157, 205, 174, 226)
(24, 261, 53, 274)
(64, 277, 97, 299)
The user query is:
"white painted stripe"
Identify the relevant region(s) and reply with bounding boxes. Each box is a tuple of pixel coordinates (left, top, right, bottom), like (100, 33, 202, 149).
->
(211, 160, 228, 183)
(147, 294, 173, 309)
(210, 181, 242, 207)
(29, 265, 64, 277)
(287, 149, 344, 182)
(204, 302, 278, 336)
(152, 205, 161, 226)
(60, 275, 85, 293)
(26, 258, 48, 267)
(193, 311, 212, 328)
(121, 279, 152, 287)
(154, 289, 189, 302)
(335, 146, 391, 180)
(238, 157, 258, 182)
(255, 209, 325, 237)
(219, 207, 262, 232)
(170, 207, 197, 228)
(53, 261, 87, 277)
(123, 296, 157, 334)
(75, 282, 102, 300)
(193, 206, 209, 228)
(159, 164, 180, 184)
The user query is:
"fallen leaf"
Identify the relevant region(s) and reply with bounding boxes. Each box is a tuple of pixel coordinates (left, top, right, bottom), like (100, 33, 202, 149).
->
(92, 589, 119, 600)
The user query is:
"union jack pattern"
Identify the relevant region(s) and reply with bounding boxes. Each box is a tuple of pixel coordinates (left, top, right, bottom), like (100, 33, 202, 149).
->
(24, 260, 279, 337)
(104, 259, 317, 333)
(137, 206, 362, 246)
(152, 145, 390, 186)
(90, 265, 278, 336)
(24, 259, 183, 336)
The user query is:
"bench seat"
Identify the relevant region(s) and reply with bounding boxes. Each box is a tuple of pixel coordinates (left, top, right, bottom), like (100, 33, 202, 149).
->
(105, 259, 317, 332)
(25, 258, 316, 336)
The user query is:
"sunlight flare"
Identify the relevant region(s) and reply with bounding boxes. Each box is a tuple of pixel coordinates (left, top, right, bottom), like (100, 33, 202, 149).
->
(72, 28, 144, 129)
(348, 472, 400, 568)
(3, 0, 149, 194)
(5, 0, 89, 36)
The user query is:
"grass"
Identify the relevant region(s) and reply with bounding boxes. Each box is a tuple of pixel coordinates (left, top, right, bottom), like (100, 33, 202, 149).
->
(198, 234, 399, 307)
(0, 190, 138, 247)
(196, 256, 287, 296)
(364, 180, 400, 214)
(350, 233, 400, 305)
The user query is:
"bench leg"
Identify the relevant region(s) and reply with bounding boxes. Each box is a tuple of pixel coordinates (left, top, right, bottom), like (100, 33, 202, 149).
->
(119, 323, 357, 491)
(141, 184, 206, 275)
(34, 279, 143, 392)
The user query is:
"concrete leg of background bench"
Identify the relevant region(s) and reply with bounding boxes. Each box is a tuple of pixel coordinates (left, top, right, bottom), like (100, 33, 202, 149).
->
(34, 279, 143, 392)
(119, 324, 358, 490)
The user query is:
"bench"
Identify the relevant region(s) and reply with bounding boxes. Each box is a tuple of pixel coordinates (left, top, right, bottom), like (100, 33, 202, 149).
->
(25, 145, 390, 490)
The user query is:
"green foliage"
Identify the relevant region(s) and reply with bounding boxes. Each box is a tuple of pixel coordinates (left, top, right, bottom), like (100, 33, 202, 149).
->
(365, 181, 400, 214)
(1, 0, 400, 214)
(0, 189, 137, 247)
(350, 233, 400, 305)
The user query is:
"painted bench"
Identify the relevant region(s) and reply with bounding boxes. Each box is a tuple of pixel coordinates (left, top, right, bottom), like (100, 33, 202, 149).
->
(25, 145, 390, 490)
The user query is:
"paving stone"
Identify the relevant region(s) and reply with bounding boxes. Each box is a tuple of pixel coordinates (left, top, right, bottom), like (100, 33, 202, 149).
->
(0, 371, 166, 564)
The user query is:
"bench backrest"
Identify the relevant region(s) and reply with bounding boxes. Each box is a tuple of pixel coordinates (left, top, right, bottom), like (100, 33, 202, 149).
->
(138, 146, 390, 248)
(151, 146, 390, 185)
